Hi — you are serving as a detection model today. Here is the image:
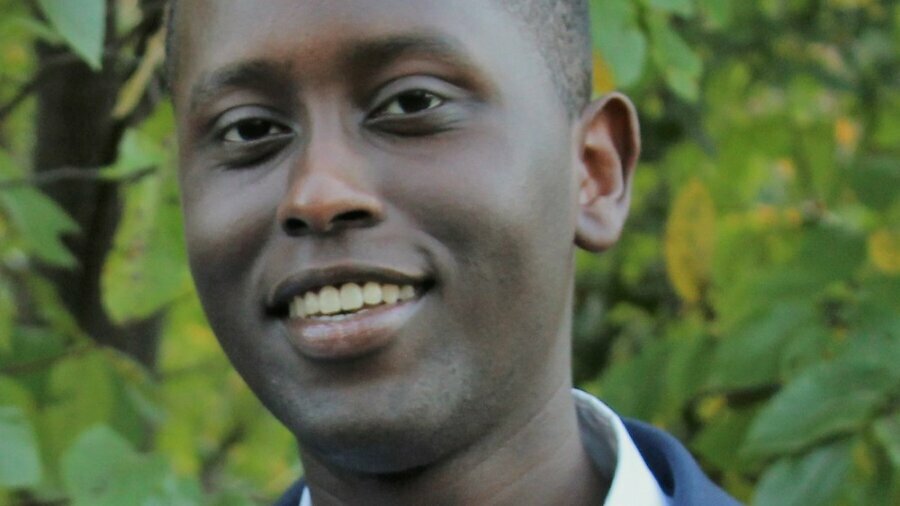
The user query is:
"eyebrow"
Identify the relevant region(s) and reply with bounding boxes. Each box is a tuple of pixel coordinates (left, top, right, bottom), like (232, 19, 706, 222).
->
(188, 60, 294, 114)
(186, 33, 487, 113)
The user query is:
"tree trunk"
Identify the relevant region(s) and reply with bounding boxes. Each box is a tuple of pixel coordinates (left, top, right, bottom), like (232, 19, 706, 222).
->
(31, 0, 162, 369)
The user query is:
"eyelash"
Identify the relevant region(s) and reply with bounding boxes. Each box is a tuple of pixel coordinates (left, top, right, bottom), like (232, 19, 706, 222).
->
(221, 118, 291, 143)
(372, 90, 446, 118)
(213, 88, 451, 150)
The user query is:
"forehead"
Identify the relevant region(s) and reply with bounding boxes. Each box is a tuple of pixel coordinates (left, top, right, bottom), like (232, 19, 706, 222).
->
(172, 0, 545, 103)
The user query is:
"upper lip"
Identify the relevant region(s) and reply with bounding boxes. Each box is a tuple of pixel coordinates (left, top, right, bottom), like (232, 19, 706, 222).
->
(267, 264, 431, 314)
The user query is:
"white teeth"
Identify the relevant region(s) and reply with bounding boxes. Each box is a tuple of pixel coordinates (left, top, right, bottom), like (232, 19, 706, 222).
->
(319, 286, 342, 315)
(289, 297, 306, 319)
(382, 284, 400, 304)
(340, 283, 364, 311)
(288, 282, 419, 319)
(363, 282, 382, 305)
(304, 291, 319, 316)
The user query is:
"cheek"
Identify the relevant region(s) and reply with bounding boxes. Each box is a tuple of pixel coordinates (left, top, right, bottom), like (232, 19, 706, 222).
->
(181, 171, 281, 310)
(384, 125, 577, 356)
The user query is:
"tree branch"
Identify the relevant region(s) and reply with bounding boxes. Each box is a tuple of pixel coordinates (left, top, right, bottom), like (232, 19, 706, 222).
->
(0, 165, 156, 190)
(0, 76, 41, 122)
(0, 342, 95, 376)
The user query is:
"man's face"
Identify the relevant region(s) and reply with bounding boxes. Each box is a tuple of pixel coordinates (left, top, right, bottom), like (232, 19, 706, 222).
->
(174, 0, 581, 472)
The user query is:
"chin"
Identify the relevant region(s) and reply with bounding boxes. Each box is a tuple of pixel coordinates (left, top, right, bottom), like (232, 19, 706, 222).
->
(285, 373, 498, 476)
(296, 406, 468, 475)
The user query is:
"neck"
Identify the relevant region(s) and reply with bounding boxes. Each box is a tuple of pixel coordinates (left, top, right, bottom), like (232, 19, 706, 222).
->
(300, 383, 613, 505)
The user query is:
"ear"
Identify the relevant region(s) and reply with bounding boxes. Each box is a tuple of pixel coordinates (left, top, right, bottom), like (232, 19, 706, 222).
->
(574, 92, 641, 252)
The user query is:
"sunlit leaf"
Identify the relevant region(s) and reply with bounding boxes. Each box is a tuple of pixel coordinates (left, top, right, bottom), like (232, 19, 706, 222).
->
(645, 0, 696, 16)
(0, 154, 79, 268)
(591, 0, 647, 87)
(648, 13, 703, 101)
(0, 406, 42, 487)
(102, 107, 189, 324)
(61, 425, 201, 506)
(112, 28, 165, 120)
(665, 179, 715, 303)
(40, 351, 117, 466)
(36, 0, 106, 70)
(868, 228, 900, 275)
(696, 0, 733, 28)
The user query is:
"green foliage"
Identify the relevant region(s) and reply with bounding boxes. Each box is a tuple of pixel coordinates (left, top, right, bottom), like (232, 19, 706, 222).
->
(0, 407, 42, 488)
(35, 0, 106, 69)
(0, 0, 898, 505)
(0, 153, 79, 268)
(581, 0, 900, 504)
(101, 106, 190, 324)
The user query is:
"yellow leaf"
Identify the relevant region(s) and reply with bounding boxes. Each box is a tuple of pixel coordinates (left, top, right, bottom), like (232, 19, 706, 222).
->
(774, 158, 796, 181)
(868, 228, 900, 274)
(112, 27, 165, 120)
(834, 117, 860, 153)
(697, 395, 727, 422)
(665, 179, 716, 303)
(784, 208, 803, 228)
(593, 52, 616, 96)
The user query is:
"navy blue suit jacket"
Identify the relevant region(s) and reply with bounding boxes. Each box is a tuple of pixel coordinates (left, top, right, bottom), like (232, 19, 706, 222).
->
(274, 419, 741, 505)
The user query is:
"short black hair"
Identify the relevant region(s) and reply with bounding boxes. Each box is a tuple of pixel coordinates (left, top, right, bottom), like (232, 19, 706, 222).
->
(165, 0, 592, 114)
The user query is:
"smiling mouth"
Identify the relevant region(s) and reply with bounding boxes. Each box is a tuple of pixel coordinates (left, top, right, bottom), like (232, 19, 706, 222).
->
(289, 282, 419, 320)
(269, 269, 433, 360)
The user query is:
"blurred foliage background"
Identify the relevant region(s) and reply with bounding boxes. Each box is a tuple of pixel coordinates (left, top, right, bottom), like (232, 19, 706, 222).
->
(0, 0, 897, 504)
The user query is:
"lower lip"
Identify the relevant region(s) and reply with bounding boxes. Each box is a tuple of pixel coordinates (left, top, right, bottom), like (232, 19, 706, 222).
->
(282, 297, 423, 360)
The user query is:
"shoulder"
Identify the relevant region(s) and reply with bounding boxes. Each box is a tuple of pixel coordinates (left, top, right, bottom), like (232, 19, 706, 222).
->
(622, 418, 743, 506)
(273, 478, 305, 506)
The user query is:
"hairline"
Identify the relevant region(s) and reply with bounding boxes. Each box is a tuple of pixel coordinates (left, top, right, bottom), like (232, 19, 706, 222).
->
(164, 0, 591, 115)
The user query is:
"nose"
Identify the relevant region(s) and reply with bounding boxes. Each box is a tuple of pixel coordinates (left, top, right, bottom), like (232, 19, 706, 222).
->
(276, 139, 384, 236)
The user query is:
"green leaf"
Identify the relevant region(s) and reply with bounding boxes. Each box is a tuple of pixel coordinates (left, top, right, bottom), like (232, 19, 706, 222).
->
(36, 0, 106, 70)
(40, 352, 117, 464)
(101, 110, 189, 324)
(591, 0, 648, 87)
(709, 302, 816, 390)
(873, 411, 900, 469)
(849, 157, 900, 212)
(645, 0, 695, 16)
(0, 377, 35, 416)
(0, 280, 13, 354)
(594, 337, 670, 420)
(0, 185, 79, 268)
(742, 354, 900, 460)
(61, 426, 134, 494)
(0, 152, 80, 268)
(753, 439, 852, 506)
(61, 426, 201, 506)
(693, 408, 756, 471)
(648, 14, 703, 101)
(695, 0, 733, 28)
(0, 406, 43, 488)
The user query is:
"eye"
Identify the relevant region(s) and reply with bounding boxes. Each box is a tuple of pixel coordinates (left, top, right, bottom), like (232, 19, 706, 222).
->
(375, 90, 445, 117)
(222, 118, 290, 143)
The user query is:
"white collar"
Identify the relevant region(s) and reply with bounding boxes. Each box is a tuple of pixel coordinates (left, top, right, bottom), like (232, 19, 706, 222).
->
(572, 389, 669, 506)
(300, 390, 669, 506)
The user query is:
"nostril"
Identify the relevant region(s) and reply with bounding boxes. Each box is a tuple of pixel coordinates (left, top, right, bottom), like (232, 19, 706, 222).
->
(334, 210, 372, 224)
(282, 217, 309, 236)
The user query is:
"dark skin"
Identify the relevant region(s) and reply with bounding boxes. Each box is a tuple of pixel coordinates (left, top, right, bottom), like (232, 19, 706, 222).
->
(172, 1, 640, 504)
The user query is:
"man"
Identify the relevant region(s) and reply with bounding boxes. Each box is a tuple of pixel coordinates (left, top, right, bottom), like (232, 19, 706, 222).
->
(167, 0, 740, 504)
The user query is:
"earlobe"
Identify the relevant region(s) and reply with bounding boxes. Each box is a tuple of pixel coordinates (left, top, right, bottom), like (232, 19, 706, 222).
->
(574, 92, 641, 252)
